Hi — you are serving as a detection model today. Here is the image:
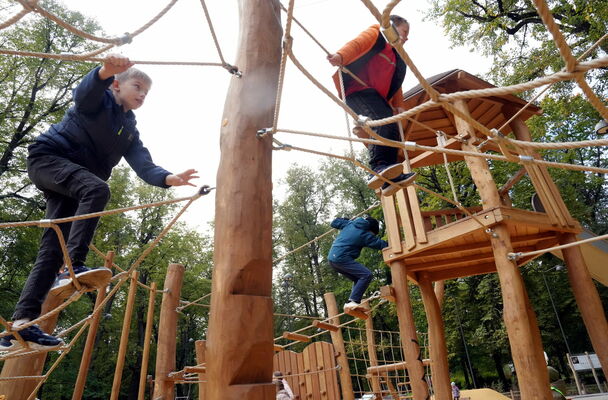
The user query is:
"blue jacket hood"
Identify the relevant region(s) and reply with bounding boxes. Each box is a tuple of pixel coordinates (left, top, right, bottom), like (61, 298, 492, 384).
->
(327, 217, 388, 263)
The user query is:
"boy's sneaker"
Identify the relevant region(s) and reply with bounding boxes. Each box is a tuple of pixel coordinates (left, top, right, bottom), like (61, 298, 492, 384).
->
(366, 164, 403, 190)
(343, 300, 361, 311)
(381, 172, 417, 197)
(50, 265, 112, 299)
(0, 324, 63, 352)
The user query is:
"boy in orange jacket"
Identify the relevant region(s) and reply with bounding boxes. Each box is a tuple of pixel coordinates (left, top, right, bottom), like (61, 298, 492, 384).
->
(328, 15, 416, 196)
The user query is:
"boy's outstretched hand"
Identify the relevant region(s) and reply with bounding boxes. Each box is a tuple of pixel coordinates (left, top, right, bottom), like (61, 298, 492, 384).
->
(99, 54, 134, 80)
(165, 169, 199, 187)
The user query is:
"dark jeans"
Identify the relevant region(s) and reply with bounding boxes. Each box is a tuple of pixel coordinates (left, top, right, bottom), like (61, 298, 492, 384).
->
(345, 89, 400, 169)
(329, 260, 373, 303)
(13, 154, 110, 321)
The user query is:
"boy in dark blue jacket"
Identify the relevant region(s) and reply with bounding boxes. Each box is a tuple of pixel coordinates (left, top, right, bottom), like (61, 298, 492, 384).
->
(1, 54, 198, 351)
(328, 216, 388, 310)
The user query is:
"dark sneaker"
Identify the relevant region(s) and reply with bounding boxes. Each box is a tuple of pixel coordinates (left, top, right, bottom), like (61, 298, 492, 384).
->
(366, 164, 403, 190)
(381, 172, 417, 197)
(0, 324, 63, 351)
(50, 265, 112, 299)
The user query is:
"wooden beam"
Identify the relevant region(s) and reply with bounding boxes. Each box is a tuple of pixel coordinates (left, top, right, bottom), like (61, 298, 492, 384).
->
(205, 0, 281, 398)
(111, 270, 139, 400)
(324, 293, 355, 400)
(312, 320, 339, 332)
(153, 264, 184, 400)
(419, 272, 451, 400)
(389, 260, 430, 399)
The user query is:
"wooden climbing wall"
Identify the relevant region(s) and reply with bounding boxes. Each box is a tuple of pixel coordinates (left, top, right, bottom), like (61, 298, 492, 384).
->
(273, 341, 340, 400)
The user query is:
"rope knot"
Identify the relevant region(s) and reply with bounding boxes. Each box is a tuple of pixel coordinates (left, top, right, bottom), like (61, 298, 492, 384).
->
(355, 115, 370, 127)
(118, 32, 132, 45)
(381, 25, 400, 46)
(222, 63, 242, 78)
(198, 185, 215, 196)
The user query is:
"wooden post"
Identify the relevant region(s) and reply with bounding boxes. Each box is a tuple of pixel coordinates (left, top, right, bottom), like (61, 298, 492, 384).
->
(196, 340, 207, 400)
(365, 315, 382, 399)
(153, 263, 185, 400)
(560, 233, 608, 379)
(110, 270, 139, 400)
(324, 293, 355, 400)
(433, 280, 445, 308)
(72, 285, 108, 400)
(0, 292, 63, 399)
(389, 260, 429, 399)
(73, 250, 113, 400)
(453, 100, 552, 399)
(204, 0, 281, 398)
(138, 282, 157, 400)
(418, 272, 451, 400)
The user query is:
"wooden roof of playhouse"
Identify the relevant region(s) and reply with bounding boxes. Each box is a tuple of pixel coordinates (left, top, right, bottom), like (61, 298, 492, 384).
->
(374, 70, 584, 282)
(397, 69, 542, 168)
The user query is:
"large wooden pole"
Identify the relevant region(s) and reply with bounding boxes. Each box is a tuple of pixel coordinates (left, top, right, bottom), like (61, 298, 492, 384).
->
(110, 270, 139, 400)
(153, 263, 185, 399)
(324, 293, 355, 400)
(418, 273, 451, 400)
(454, 100, 551, 399)
(0, 295, 63, 400)
(204, 0, 281, 399)
(506, 110, 608, 379)
(560, 233, 608, 379)
(389, 260, 430, 400)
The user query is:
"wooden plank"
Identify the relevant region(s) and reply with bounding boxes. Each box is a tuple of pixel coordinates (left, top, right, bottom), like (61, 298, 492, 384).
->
(406, 252, 497, 272)
(395, 190, 416, 250)
(312, 320, 339, 332)
(427, 262, 497, 281)
(526, 163, 562, 226)
(320, 342, 339, 400)
(305, 343, 321, 400)
(344, 307, 370, 320)
(283, 332, 311, 343)
(404, 231, 556, 263)
(498, 207, 580, 233)
(380, 285, 396, 302)
(407, 186, 428, 244)
(382, 195, 403, 253)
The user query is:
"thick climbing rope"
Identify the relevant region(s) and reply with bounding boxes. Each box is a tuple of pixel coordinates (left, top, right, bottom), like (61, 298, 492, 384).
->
(15, 0, 179, 45)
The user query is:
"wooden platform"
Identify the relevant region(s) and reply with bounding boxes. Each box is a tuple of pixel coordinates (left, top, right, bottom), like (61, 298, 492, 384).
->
(382, 206, 581, 282)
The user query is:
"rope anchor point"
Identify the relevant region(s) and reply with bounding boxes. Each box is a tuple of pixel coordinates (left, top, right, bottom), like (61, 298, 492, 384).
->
(222, 63, 242, 78)
(198, 185, 215, 196)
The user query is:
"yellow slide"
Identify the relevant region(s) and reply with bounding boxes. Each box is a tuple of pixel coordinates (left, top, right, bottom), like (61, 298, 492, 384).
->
(553, 229, 608, 287)
(459, 388, 511, 399)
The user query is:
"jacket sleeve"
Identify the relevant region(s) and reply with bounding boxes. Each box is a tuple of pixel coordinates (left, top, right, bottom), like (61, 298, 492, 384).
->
(124, 132, 172, 188)
(73, 66, 114, 114)
(330, 218, 350, 230)
(336, 25, 380, 66)
(363, 232, 388, 250)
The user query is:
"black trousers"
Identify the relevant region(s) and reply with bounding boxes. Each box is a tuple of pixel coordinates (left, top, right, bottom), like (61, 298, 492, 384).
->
(345, 89, 400, 169)
(13, 154, 110, 321)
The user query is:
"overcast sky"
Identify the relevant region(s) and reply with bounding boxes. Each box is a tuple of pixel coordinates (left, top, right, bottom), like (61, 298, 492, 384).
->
(54, 0, 492, 232)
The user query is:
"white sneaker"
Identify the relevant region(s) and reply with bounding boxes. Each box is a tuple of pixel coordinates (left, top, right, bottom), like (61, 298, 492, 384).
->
(343, 301, 360, 310)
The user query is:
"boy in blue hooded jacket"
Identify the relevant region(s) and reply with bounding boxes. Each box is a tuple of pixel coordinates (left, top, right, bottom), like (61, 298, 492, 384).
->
(0, 54, 198, 352)
(328, 216, 388, 310)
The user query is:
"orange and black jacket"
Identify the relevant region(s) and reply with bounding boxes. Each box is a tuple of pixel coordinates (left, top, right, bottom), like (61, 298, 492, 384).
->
(332, 24, 407, 110)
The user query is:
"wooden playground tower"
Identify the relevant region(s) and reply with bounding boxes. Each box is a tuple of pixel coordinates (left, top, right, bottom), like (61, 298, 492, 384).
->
(371, 69, 608, 400)
(204, 1, 608, 399)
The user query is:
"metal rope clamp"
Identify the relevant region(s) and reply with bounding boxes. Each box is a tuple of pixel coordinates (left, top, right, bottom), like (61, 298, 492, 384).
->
(256, 127, 273, 138)
(223, 63, 242, 78)
(118, 32, 132, 45)
(198, 185, 215, 196)
(381, 25, 400, 46)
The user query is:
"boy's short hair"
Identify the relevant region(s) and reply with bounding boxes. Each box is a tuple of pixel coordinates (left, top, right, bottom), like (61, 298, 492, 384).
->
(390, 15, 409, 27)
(115, 67, 152, 85)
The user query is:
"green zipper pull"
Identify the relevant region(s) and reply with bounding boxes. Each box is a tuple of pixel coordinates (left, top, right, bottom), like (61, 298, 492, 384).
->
(117, 126, 124, 136)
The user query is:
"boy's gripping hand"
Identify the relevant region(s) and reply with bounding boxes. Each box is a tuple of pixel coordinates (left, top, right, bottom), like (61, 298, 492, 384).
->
(165, 169, 199, 187)
(99, 54, 134, 80)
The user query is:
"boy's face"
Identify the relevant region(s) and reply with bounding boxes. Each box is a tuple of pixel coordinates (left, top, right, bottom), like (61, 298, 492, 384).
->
(395, 22, 410, 45)
(112, 77, 151, 112)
